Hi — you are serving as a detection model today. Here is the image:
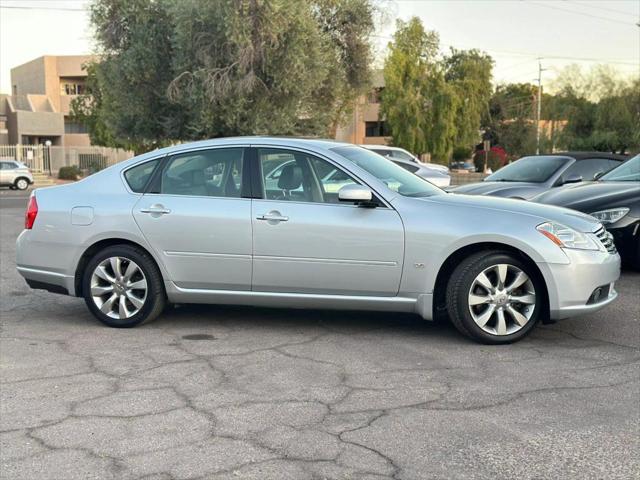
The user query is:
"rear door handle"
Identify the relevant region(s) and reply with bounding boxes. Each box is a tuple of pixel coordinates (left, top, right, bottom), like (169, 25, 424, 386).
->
(257, 212, 289, 222)
(140, 204, 171, 215)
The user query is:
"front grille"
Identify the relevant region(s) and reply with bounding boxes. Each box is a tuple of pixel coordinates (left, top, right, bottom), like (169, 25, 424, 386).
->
(594, 225, 617, 254)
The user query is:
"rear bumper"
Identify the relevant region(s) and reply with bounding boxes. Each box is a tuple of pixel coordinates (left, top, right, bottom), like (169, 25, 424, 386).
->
(423, 175, 451, 188)
(16, 229, 77, 296)
(17, 266, 75, 296)
(539, 249, 621, 320)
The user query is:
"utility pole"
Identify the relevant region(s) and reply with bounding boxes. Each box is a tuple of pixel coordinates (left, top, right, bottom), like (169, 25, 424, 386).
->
(535, 59, 546, 155)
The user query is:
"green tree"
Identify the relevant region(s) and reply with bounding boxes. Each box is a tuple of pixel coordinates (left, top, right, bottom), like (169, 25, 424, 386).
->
(75, 0, 374, 153)
(483, 83, 537, 158)
(547, 65, 639, 153)
(380, 17, 458, 161)
(444, 48, 494, 149)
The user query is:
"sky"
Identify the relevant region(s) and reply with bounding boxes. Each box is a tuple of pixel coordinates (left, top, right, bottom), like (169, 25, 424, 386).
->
(0, 0, 638, 94)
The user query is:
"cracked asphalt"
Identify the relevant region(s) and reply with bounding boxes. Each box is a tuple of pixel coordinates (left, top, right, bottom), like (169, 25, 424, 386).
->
(1, 192, 639, 480)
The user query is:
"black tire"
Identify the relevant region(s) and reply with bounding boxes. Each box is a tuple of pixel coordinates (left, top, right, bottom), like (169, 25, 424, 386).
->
(446, 250, 543, 344)
(82, 244, 165, 327)
(14, 177, 30, 190)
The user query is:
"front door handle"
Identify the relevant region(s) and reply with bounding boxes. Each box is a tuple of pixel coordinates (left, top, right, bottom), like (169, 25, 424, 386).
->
(256, 211, 289, 223)
(140, 204, 171, 215)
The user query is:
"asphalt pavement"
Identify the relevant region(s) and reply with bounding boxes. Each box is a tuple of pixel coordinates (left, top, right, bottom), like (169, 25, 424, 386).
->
(1, 188, 639, 479)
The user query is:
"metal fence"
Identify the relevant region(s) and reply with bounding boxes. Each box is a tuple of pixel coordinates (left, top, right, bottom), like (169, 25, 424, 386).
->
(0, 144, 134, 175)
(450, 171, 488, 186)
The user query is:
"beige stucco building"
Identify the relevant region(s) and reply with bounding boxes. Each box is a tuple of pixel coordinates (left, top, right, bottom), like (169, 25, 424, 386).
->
(335, 71, 391, 146)
(1, 55, 94, 146)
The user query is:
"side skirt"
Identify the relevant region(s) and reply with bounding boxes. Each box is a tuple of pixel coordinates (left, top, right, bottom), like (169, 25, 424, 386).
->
(165, 281, 431, 317)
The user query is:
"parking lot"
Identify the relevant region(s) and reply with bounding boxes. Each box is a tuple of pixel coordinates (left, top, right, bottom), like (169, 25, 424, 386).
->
(1, 190, 638, 480)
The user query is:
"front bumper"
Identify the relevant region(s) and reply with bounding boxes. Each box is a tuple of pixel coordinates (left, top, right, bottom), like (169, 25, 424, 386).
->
(608, 217, 639, 263)
(538, 248, 621, 320)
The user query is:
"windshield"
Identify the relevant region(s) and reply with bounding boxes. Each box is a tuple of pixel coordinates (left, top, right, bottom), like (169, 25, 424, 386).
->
(486, 155, 570, 183)
(332, 146, 443, 197)
(601, 155, 639, 182)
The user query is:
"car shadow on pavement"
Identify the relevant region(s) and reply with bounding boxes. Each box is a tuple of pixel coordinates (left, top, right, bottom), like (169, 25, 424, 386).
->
(151, 303, 467, 342)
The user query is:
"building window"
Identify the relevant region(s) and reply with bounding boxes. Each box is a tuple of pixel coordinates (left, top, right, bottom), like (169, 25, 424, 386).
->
(365, 121, 390, 137)
(367, 87, 384, 104)
(60, 82, 86, 95)
(64, 119, 88, 134)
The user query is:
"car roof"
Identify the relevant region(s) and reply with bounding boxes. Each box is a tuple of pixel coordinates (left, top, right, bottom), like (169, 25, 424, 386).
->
(360, 145, 402, 151)
(123, 137, 354, 165)
(543, 152, 629, 161)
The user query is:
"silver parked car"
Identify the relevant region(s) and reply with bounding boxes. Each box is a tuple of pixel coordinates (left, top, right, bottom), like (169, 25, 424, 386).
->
(0, 159, 34, 190)
(16, 138, 620, 344)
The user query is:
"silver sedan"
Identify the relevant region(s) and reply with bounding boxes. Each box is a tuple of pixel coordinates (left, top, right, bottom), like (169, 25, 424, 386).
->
(16, 138, 620, 344)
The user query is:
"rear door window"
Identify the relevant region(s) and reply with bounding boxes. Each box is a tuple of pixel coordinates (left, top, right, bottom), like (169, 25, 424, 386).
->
(160, 148, 244, 198)
(124, 159, 160, 193)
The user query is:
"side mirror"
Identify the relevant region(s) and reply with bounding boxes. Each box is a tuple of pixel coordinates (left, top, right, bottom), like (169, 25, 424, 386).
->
(563, 174, 583, 185)
(593, 171, 605, 180)
(338, 184, 375, 206)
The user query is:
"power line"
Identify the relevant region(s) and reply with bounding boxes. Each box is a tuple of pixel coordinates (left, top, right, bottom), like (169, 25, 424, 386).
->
(372, 35, 638, 65)
(523, 0, 637, 26)
(563, 0, 639, 17)
(0, 5, 86, 11)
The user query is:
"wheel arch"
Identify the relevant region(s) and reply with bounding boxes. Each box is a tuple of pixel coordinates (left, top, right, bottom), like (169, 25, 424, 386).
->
(14, 176, 32, 186)
(432, 241, 549, 321)
(74, 238, 164, 297)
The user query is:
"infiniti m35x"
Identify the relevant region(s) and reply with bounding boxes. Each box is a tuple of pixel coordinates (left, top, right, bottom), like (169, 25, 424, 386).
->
(16, 138, 620, 344)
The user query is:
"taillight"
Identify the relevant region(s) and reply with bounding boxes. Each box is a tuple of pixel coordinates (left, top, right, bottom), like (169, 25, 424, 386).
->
(25, 195, 38, 229)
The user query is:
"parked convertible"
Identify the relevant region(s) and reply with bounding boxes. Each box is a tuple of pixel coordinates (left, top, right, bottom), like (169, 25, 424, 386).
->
(534, 154, 639, 269)
(451, 152, 627, 199)
(17, 138, 620, 344)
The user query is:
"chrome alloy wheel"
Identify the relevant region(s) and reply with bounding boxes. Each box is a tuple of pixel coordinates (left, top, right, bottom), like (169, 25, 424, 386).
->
(90, 257, 147, 319)
(467, 264, 536, 336)
(16, 179, 29, 190)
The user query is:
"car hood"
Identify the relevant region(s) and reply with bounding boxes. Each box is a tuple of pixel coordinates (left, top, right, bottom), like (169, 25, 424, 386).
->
(533, 181, 640, 212)
(423, 192, 601, 232)
(450, 181, 543, 199)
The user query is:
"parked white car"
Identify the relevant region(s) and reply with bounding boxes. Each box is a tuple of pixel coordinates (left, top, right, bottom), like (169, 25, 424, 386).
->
(0, 160, 33, 190)
(360, 146, 451, 187)
(360, 145, 450, 173)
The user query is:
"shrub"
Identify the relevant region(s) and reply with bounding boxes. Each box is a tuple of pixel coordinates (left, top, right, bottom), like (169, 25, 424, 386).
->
(452, 146, 472, 162)
(58, 165, 81, 180)
(473, 150, 503, 173)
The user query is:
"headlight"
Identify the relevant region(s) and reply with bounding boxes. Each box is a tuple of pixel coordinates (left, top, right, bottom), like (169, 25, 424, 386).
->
(536, 222, 599, 250)
(590, 208, 629, 225)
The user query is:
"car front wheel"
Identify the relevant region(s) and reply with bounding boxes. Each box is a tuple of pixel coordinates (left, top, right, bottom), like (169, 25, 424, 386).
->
(446, 251, 543, 344)
(15, 178, 29, 190)
(82, 245, 165, 327)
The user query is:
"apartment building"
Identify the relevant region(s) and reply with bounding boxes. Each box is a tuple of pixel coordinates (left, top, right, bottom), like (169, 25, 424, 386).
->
(1, 55, 94, 146)
(335, 71, 391, 146)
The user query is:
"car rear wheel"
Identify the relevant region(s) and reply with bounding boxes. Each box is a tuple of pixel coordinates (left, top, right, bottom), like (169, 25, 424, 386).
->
(446, 251, 542, 344)
(82, 245, 165, 327)
(15, 178, 29, 190)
